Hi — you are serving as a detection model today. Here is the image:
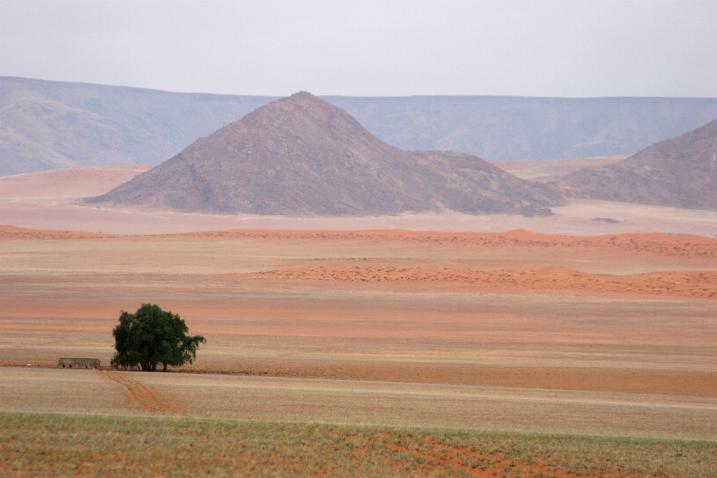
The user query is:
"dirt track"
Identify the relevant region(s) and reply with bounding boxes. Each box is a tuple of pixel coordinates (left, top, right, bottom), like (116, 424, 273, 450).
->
(101, 371, 180, 415)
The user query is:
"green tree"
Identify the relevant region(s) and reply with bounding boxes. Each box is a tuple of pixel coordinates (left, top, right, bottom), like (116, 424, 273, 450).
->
(111, 304, 205, 371)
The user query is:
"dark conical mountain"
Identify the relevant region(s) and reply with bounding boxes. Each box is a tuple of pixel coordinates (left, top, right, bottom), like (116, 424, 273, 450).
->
(90, 92, 563, 216)
(560, 118, 717, 210)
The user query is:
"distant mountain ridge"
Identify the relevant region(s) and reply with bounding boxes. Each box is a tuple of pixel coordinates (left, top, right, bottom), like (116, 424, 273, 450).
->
(0, 76, 270, 175)
(90, 92, 563, 216)
(559, 119, 717, 210)
(3, 76, 717, 175)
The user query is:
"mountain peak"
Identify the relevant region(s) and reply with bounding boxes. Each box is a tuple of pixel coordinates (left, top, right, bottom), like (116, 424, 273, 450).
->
(288, 91, 316, 100)
(284, 91, 327, 108)
(560, 117, 717, 210)
(91, 95, 564, 216)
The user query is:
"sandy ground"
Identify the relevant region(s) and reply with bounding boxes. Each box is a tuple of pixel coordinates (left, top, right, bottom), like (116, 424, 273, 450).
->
(1, 230, 715, 441)
(489, 156, 625, 179)
(250, 263, 717, 299)
(1, 167, 716, 441)
(0, 367, 137, 415)
(0, 166, 149, 199)
(2, 367, 717, 441)
(1, 166, 717, 235)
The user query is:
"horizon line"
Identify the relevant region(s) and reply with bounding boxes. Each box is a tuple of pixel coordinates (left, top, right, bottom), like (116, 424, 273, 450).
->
(3, 74, 717, 101)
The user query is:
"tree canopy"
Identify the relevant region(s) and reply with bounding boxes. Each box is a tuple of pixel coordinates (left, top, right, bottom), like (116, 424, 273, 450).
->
(111, 304, 205, 371)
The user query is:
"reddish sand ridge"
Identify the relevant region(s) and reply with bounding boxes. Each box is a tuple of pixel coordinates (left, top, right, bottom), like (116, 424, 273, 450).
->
(4, 224, 709, 258)
(180, 228, 717, 259)
(2, 224, 717, 259)
(251, 264, 717, 300)
(0, 225, 112, 240)
(4, 225, 717, 258)
(2, 225, 715, 301)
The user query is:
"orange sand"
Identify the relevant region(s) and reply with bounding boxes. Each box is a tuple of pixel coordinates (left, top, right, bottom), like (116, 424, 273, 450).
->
(3, 225, 717, 258)
(0, 225, 111, 240)
(179, 228, 717, 258)
(251, 263, 717, 300)
(1, 224, 715, 413)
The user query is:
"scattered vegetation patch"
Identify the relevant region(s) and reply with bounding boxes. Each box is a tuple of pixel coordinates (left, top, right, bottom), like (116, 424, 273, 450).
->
(1, 412, 715, 477)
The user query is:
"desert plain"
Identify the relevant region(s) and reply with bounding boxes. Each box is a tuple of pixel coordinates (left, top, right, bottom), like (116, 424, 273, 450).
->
(1, 166, 717, 476)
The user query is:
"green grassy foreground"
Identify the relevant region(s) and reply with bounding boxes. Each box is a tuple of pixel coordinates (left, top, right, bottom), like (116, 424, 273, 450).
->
(1, 412, 716, 477)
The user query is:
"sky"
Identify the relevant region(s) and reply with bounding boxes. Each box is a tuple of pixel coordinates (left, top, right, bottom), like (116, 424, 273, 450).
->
(1, 0, 716, 97)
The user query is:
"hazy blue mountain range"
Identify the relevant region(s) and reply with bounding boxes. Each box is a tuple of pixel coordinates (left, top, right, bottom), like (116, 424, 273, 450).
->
(3, 76, 717, 175)
(0, 77, 270, 175)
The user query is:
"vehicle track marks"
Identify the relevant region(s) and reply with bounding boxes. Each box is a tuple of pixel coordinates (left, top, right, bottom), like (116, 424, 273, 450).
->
(101, 371, 182, 415)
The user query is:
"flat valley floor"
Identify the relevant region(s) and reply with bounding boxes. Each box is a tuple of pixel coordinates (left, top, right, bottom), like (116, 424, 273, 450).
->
(1, 168, 717, 475)
(1, 228, 716, 440)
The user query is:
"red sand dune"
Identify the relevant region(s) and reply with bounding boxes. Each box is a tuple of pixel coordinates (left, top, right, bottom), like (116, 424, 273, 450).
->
(0, 225, 111, 240)
(3, 225, 717, 258)
(251, 264, 717, 300)
(180, 228, 717, 258)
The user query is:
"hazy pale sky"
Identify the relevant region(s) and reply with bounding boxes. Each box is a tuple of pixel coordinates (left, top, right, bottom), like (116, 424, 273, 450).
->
(1, 0, 715, 97)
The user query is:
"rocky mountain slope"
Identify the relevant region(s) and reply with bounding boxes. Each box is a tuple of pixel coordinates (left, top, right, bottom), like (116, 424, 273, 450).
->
(91, 92, 563, 216)
(4, 76, 717, 175)
(560, 119, 717, 210)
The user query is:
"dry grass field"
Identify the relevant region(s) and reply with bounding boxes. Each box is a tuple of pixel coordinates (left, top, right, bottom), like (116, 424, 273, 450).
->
(3, 412, 717, 477)
(3, 367, 716, 441)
